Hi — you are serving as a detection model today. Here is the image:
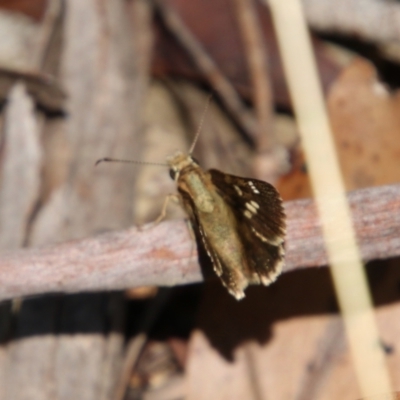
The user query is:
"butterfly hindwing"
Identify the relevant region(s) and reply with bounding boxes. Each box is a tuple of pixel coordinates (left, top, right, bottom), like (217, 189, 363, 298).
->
(178, 188, 251, 299)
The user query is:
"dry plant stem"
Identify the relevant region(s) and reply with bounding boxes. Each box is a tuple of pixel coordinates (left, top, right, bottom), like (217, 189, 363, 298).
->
(113, 289, 171, 400)
(0, 83, 42, 250)
(234, 0, 274, 150)
(357, 392, 400, 400)
(153, 0, 258, 141)
(0, 184, 399, 302)
(34, 0, 63, 69)
(267, 0, 391, 397)
(113, 333, 147, 400)
(0, 1, 146, 398)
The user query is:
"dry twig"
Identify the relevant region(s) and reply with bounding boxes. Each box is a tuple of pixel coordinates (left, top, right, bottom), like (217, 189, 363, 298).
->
(234, 0, 274, 148)
(153, 0, 258, 140)
(303, 0, 400, 45)
(0, 183, 399, 302)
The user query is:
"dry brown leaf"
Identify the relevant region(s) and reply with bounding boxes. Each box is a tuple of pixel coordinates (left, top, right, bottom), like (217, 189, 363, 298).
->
(277, 58, 400, 200)
(329, 58, 400, 190)
(0, 0, 47, 21)
(275, 146, 312, 201)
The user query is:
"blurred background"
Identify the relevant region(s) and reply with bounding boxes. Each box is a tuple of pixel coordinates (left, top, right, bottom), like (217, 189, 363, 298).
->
(0, 0, 399, 399)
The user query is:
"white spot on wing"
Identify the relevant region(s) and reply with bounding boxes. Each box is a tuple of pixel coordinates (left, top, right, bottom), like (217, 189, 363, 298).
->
(213, 257, 223, 276)
(224, 269, 248, 300)
(234, 185, 243, 196)
(229, 289, 245, 300)
(260, 248, 284, 285)
(250, 200, 259, 209)
(245, 202, 258, 215)
(248, 181, 260, 194)
(251, 227, 284, 246)
(244, 210, 252, 219)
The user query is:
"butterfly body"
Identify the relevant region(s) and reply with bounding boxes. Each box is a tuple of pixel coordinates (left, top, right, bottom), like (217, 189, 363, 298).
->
(167, 151, 286, 300)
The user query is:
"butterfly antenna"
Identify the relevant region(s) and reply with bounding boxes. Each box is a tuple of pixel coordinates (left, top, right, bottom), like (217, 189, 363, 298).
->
(188, 94, 213, 155)
(95, 158, 168, 167)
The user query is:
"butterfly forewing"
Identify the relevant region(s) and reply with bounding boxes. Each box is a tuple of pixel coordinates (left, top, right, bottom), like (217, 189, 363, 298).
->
(209, 169, 286, 243)
(209, 169, 286, 285)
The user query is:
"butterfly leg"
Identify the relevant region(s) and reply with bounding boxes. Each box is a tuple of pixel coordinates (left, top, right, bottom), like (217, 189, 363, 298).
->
(138, 194, 180, 231)
(186, 219, 195, 241)
(153, 193, 180, 225)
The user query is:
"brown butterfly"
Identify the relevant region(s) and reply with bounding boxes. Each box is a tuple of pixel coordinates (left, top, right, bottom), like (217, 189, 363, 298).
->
(97, 99, 286, 300)
(166, 151, 286, 300)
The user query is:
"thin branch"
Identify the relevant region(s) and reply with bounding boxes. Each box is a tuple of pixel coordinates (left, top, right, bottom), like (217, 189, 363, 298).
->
(302, 0, 400, 46)
(234, 0, 274, 149)
(113, 289, 171, 400)
(0, 83, 42, 250)
(35, 0, 63, 70)
(0, 67, 66, 112)
(234, 0, 289, 181)
(153, 0, 258, 141)
(0, 183, 399, 302)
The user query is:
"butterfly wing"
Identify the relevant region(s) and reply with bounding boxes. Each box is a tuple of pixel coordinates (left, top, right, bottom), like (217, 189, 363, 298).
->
(177, 188, 250, 299)
(209, 169, 286, 286)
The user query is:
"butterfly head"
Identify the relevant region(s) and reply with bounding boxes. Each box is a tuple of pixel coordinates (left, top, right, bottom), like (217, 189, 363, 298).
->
(167, 151, 200, 181)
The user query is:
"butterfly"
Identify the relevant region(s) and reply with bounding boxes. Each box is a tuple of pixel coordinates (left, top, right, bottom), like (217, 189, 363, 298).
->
(167, 151, 286, 300)
(96, 98, 286, 300)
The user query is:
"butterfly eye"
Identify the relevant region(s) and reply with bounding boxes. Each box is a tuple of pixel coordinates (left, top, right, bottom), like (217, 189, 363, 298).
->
(169, 168, 177, 180)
